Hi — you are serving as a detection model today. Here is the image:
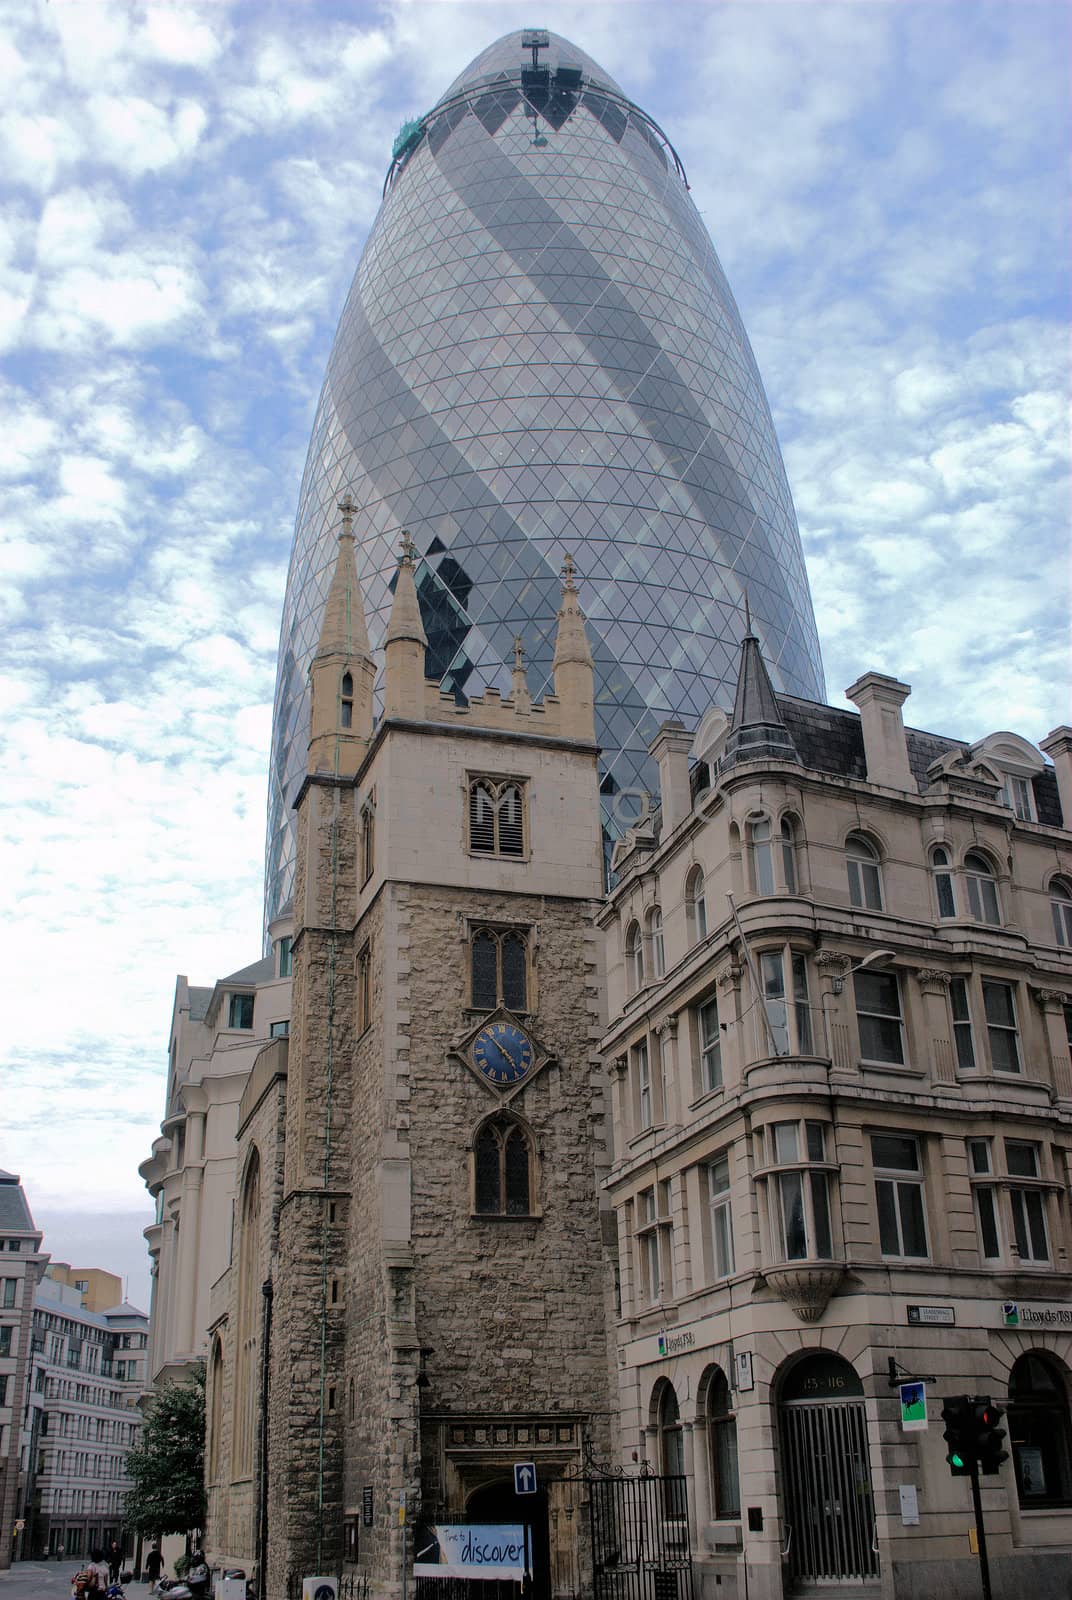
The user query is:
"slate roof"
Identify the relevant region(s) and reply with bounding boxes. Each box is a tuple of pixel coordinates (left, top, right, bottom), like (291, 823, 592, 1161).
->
(0, 1173, 37, 1232)
(776, 694, 1063, 825)
(221, 956, 274, 987)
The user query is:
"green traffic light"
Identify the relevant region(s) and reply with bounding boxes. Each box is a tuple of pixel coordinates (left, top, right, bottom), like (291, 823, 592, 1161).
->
(950, 1453, 965, 1468)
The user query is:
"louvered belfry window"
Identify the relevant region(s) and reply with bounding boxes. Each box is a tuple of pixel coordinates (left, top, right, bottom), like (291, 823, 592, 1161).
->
(471, 927, 528, 1011)
(468, 778, 525, 857)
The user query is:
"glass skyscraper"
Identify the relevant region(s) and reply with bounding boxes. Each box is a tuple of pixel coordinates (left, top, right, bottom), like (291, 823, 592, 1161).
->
(266, 28, 824, 922)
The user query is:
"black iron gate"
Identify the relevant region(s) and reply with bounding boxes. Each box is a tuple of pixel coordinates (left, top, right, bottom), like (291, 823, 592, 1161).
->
(587, 1469, 694, 1600)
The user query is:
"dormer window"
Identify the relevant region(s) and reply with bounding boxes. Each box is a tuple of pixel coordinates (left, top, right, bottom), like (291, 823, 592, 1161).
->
(228, 993, 254, 1030)
(340, 671, 354, 730)
(1004, 774, 1034, 821)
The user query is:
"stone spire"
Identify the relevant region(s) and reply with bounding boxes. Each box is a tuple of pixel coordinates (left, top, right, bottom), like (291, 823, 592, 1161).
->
(719, 606, 799, 771)
(383, 530, 428, 720)
(552, 553, 595, 741)
(316, 492, 371, 659)
(307, 495, 376, 777)
(510, 635, 531, 712)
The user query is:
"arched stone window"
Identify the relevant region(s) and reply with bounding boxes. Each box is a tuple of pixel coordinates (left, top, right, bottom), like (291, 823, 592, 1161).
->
(685, 866, 707, 944)
(340, 670, 354, 729)
(750, 817, 774, 895)
(846, 834, 883, 911)
(625, 921, 644, 993)
(1008, 1353, 1072, 1507)
(705, 1368, 740, 1518)
(965, 851, 1001, 925)
(208, 1337, 225, 1485)
(647, 907, 665, 978)
(1050, 876, 1072, 947)
(232, 1150, 261, 1478)
(473, 1115, 535, 1216)
(780, 816, 799, 895)
(931, 846, 956, 918)
(653, 1379, 685, 1477)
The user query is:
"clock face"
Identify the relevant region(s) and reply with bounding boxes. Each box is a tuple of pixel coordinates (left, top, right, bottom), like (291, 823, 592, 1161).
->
(472, 1021, 535, 1086)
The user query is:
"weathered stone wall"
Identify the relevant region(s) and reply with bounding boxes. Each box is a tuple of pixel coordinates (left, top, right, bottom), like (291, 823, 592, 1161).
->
(205, 1054, 288, 1576)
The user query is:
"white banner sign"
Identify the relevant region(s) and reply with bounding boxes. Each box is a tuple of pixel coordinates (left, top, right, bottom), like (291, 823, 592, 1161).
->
(414, 1524, 529, 1581)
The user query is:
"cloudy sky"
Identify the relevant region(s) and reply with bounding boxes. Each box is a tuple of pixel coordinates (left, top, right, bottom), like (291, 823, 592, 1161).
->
(1, 0, 1068, 1311)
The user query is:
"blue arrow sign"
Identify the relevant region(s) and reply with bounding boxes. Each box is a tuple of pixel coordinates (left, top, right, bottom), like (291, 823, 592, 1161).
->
(514, 1462, 537, 1495)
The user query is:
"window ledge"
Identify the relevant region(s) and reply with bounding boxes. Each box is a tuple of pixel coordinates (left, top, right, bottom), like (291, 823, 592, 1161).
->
(469, 1213, 542, 1223)
(859, 1060, 924, 1077)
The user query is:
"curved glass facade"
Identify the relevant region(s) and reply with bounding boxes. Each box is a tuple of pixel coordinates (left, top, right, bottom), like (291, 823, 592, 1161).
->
(266, 28, 824, 922)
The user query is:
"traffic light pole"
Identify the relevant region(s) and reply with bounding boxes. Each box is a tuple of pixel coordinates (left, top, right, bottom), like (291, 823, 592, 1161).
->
(969, 1459, 992, 1600)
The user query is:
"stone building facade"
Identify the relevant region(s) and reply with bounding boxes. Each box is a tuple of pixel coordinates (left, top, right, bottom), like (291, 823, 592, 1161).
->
(203, 517, 617, 1597)
(0, 1170, 46, 1570)
(599, 630, 1072, 1599)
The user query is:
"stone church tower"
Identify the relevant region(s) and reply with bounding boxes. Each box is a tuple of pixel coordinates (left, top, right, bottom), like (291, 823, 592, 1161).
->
(264, 507, 616, 1595)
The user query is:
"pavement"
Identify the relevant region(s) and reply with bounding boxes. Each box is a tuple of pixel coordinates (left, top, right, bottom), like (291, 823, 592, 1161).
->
(0, 1565, 154, 1600)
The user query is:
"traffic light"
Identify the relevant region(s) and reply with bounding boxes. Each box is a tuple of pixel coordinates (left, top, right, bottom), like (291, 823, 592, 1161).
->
(973, 1400, 1008, 1475)
(942, 1395, 974, 1476)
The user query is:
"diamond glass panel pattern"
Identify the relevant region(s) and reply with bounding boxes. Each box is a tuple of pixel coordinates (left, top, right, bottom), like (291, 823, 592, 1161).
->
(266, 29, 824, 921)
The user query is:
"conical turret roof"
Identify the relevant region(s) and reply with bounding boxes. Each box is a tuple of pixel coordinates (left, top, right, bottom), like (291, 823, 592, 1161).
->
(720, 619, 799, 771)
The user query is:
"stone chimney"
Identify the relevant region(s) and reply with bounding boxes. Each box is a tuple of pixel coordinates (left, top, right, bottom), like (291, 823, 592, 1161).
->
(649, 720, 692, 834)
(552, 553, 596, 741)
(383, 530, 428, 721)
(1040, 726, 1072, 827)
(307, 493, 376, 778)
(845, 672, 914, 791)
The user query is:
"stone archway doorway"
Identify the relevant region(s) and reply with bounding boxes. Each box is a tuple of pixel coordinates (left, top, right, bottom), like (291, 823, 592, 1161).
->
(466, 1477, 551, 1600)
(778, 1353, 878, 1589)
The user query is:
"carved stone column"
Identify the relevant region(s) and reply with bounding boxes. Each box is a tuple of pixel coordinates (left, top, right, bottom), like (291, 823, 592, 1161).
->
(916, 968, 955, 1085)
(654, 1012, 679, 1124)
(716, 961, 743, 1086)
(1033, 989, 1072, 1100)
(609, 1054, 630, 1144)
(816, 952, 853, 1073)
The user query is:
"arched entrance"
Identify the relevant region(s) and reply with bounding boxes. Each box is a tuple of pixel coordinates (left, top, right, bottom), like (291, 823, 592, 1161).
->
(778, 1353, 878, 1588)
(467, 1477, 551, 1600)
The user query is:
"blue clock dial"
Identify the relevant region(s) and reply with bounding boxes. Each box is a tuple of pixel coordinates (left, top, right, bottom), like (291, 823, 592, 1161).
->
(473, 1022, 535, 1086)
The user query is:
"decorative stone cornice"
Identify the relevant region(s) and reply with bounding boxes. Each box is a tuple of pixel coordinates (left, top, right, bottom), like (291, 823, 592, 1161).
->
(717, 963, 742, 992)
(654, 1014, 678, 1039)
(917, 968, 952, 993)
(816, 951, 851, 971)
(764, 1263, 847, 1323)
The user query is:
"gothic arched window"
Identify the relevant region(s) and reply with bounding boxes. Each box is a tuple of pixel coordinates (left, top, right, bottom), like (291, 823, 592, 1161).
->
(208, 1337, 225, 1485)
(233, 1150, 261, 1478)
(473, 1116, 535, 1216)
(471, 927, 528, 1011)
(625, 922, 643, 993)
(340, 671, 354, 729)
(468, 779, 526, 857)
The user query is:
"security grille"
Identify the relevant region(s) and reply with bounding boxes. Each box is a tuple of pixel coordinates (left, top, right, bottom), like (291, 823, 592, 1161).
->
(779, 1400, 878, 1584)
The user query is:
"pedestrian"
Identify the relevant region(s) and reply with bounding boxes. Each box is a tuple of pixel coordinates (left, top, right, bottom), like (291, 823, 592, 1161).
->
(144, 1545, 164, 1591)
(89, 1548, 111, 1591)
(108, 1542, 123, 1583)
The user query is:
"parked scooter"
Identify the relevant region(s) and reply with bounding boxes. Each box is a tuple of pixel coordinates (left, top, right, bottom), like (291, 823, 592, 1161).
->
(156, 1556, 209, 1600)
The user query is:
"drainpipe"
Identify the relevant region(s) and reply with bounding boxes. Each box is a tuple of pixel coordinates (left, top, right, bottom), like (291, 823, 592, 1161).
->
(257, 1277, 273, 1600)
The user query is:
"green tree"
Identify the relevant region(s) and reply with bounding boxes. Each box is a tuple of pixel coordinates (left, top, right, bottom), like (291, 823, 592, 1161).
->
(124, 1366, 206, 1538)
